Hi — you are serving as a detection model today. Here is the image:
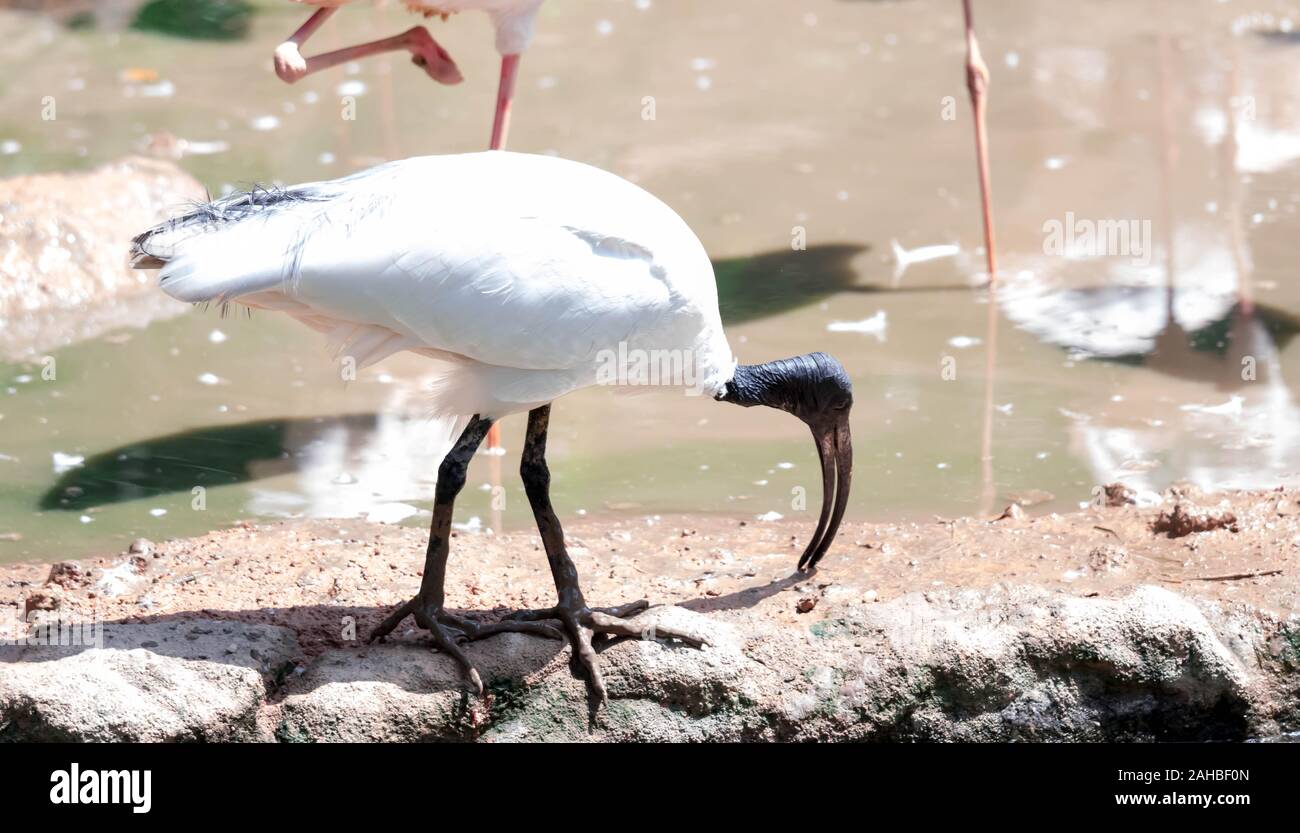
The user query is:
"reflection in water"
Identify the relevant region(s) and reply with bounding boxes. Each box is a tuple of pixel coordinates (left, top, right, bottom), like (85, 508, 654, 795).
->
(1000, 274, 1300, 495)
(997, 28, 1300, 495)
(40, 415, 322, 511)
(41, 389, 464, 523)
(1074, 307, 1300, 496)
(997, 250, 1246, 362)
(991, 18, 1300, 497)
(978, 280, 1000, 515)
(243, 403, 459, 521)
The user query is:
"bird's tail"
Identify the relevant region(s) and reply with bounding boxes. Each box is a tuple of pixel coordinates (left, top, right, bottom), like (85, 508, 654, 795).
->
(130, 185, 333, 304)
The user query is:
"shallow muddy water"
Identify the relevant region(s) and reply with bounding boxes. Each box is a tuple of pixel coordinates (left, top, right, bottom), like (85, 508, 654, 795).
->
(3, 0, 1300, 562)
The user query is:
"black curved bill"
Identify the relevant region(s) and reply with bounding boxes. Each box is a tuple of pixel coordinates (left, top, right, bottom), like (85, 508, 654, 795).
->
(798, 413, 853, 571)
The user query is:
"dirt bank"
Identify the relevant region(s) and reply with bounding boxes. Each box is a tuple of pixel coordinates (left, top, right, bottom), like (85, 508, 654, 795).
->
(2, 487, 1297, 741)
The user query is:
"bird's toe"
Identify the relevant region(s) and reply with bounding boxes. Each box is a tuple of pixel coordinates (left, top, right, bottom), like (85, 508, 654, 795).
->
(272, 42, 307, 83)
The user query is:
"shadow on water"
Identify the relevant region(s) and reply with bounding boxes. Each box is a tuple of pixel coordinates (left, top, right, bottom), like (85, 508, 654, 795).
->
(713, 244, 867, 325)
(39, 414, 379, 512)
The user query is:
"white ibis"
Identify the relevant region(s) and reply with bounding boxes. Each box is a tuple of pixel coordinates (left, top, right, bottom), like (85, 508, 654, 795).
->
(130, 151, 855, 702)
(273, 0, 543, 150)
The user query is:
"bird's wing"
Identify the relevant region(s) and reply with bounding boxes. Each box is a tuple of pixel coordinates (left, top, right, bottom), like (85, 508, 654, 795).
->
(293, 210, 680, 371)
(132, 154, 698, 373)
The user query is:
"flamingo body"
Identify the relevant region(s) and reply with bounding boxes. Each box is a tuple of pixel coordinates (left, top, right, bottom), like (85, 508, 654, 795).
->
(290, 0, 543, 54)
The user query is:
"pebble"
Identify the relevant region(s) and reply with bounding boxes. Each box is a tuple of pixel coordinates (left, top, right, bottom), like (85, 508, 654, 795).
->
(45, 561, 88, 588)
(997, 503, 1027, 521)
(24, 588, 62, 616)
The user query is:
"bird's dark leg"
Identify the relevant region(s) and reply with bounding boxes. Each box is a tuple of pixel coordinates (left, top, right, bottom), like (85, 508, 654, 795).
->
(369, 415, 561, 695)
(508, 405, 705, 703)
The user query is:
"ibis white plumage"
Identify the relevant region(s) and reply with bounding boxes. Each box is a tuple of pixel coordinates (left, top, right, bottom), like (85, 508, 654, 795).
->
(132, 151, 854, 701)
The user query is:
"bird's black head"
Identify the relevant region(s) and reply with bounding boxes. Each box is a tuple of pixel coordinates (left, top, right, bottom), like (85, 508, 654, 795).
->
(718, 352, 854, 571)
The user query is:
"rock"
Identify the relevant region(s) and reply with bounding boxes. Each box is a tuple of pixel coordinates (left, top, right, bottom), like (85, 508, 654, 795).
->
(276, 606, 753, 743)
(1102, 482, 1137, 506)
(128, 538, 155, 557)
(277, 588, 1285, 742)
(0, 589, 1292, 742)
(1008, 489, 1054, 507)
(0, 157, 204, 360)
(995, 503, 1026, 521)
(95, 559, 148, 599)
(276, 634, 563, 743)
(796, 596, 818, 613)
(839, 586, 1257, 742)
(0, 619, 298, 742)
(1151, 503, 1239, 538)
(23, 588, 62, 617)
(1088, 544, 1128, 572)
(45, 561, 88, 588)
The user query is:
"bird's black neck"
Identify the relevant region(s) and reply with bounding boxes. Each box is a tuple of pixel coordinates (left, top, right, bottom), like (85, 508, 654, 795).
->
(717, 358, 812, 412)
(717, 352, 853, 417)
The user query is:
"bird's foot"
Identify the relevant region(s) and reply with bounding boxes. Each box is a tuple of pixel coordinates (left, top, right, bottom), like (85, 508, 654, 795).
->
(403, 26, 463, 84)
(507, 600, 708, 703)
(273, 41, 308, 83)
(369, 596, 562, 695)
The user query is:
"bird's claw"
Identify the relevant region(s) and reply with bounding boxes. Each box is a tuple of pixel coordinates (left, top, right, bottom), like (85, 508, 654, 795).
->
(273, 41, 308, 83)
(368, 596, 563, 696)
(403, 26, 463, 84)
(508, 599, 707, 704)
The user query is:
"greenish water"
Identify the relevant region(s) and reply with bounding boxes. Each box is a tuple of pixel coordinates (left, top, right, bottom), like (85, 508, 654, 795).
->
(3, 0, 1300, 562)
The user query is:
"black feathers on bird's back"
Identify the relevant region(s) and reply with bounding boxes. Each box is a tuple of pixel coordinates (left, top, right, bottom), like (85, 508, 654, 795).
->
(185, 183, 329, 223)
(129, 182, 331, 269)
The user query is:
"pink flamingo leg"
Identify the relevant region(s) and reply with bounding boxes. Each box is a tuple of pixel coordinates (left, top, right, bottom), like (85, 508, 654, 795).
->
(485, 53, 521, 452)
(273, 9, 462, 86)
(961, 0, 998, 283)
(489, 54, 522, 151)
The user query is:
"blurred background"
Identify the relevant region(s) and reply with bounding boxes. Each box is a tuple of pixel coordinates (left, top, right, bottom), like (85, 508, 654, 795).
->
(3, 0, 1300, 563)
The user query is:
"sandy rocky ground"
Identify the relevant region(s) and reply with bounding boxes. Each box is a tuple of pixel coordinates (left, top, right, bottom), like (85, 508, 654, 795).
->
(1, 484, 1298, 742)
